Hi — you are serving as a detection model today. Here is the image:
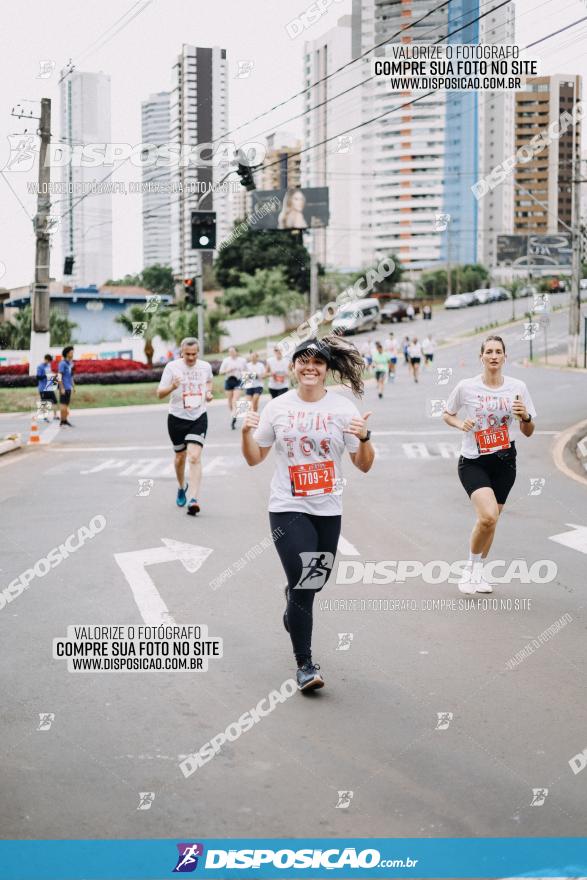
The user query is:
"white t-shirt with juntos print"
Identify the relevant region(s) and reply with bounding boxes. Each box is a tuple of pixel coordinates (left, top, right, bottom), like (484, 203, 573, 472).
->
(445, 374, 537, 459)
(253, 389, 361, 515)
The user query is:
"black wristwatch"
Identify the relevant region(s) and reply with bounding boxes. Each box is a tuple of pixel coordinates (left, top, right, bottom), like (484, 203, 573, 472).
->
(360, 430, 371, 443)
(522, 413, 532, 423)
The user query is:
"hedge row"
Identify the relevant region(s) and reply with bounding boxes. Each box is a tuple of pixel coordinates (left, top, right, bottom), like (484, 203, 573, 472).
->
(0, 370, 164, 388)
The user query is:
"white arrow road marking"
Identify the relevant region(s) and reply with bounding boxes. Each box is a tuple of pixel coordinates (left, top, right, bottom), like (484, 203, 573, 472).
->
(338, 536, 360, 556)
(114, 539, 213, 625)
(549, 524, 587, 556)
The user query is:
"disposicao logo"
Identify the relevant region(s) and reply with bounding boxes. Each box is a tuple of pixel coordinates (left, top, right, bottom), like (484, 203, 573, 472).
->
(173, 843, 204, 872)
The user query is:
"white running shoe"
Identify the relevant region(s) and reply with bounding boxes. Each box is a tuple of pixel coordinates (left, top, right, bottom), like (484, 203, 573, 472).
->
(475, 578, 493, 593)
(457, 562, 483, 594)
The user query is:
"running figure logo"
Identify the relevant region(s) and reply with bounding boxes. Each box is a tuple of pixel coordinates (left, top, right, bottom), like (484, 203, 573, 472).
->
(5, 134, 37, 172)
(528, 477, 546, 496)
(37, 713, 55, 731)
(240, 371, 256, 390)
(521, 322, 539, 341)
(435, 712, 453, 730)
(143, 294, 161, 314)
(530, 788, 548, 806)
(235, 60, 254, 78)
(336, 633, 354, 651)
(136, 479, 154, 497)
(297, 552, 334, 590)
(335, 791, 354, 809)
(173, 843, 204, 872)
(132, 322, 148, 338)
(234, 398, 251, 420)
(334, 135, 353, 153)
(433, 212, 451, 231)
(427, 398, 448, 418)
(137, 792, 155, 810)
(436, 367, 453, 385)
(35, 401, 53, 421)
(37, 60, 56, 78)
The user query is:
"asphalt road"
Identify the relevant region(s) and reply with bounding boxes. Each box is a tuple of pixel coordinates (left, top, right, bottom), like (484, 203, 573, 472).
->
(0, 306, 586, 841)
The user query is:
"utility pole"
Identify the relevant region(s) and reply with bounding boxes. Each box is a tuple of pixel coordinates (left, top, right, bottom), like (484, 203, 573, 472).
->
(568, 150, 582, 368)
(446, 227, 452, 297)
(30, 98, 52, 374)
(310, 234, 318, 316)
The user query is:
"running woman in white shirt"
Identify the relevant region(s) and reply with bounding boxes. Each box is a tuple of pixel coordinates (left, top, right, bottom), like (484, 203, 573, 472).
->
(265, 346, 290, 399)
(157, 337, 214, 516)
(443, 335, 536, 593)
(421, 335, 436, 366)
(383, 332, 399, 382)
(219, 346, 247, 429)
(241, 335, 375, 692)
(407, 337, 422, 383)
(244, 350, 266, 413)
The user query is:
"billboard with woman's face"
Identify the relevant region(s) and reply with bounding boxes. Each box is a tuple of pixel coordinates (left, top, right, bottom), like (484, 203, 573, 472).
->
(251, 187, 329, 230)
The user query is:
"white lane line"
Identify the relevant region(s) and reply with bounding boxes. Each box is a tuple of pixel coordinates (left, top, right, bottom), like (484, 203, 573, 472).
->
(39, 423, 61, 445)
(338, 536, 360, 556)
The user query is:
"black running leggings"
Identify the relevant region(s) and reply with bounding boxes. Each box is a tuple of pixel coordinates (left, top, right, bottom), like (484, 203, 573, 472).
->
(269, 511, 341, 666)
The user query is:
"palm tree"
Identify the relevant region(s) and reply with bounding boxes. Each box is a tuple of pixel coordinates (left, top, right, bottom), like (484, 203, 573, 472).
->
(115, 305, 171, 365)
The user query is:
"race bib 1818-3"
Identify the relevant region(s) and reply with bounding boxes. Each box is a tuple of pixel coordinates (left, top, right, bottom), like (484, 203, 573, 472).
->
(474, 425, 510, 455)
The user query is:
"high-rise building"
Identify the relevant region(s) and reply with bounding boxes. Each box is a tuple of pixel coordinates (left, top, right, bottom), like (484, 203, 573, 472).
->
(351, 0, 449, 271)
(60, 70, 113, 286)
(475, 2, 516, 270)
(442, 0, 516, 270)
(258, 132, 302, 192)
(169, 45, 229, 279)
(513, 75, 581, 236)
(141, 91, 172, 269)
(302, 16, 363, 270)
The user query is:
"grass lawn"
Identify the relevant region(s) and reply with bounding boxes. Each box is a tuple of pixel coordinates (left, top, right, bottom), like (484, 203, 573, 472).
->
(0, 375, 228, 413)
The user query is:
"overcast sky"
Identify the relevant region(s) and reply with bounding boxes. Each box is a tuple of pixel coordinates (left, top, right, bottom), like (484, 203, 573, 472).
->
(0, 0, 586, 290)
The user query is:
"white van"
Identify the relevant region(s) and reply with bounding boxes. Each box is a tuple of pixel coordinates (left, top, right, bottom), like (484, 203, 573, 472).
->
(331, 298, 381, 335)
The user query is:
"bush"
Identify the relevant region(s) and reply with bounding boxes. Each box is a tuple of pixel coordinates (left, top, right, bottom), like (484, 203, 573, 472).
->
(0, 358, 151, 376)
(0, 369, 163, 388)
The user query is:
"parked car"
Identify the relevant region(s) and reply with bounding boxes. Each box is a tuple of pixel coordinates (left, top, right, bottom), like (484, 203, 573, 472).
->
(490, 287, 510, 301)
(444, 294, 467, 309)
(580, 279, 587, 290)
(331, 298, 381, 335)
(518, 285, 538, 298)
(459, 292, 477, 307)
(473, 288, 491, 304)
(380, 300, 408, 323)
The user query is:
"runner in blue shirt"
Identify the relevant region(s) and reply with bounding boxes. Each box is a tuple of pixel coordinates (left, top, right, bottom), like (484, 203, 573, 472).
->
(36, 354, 58, 421)
(58, 346, 75, 426)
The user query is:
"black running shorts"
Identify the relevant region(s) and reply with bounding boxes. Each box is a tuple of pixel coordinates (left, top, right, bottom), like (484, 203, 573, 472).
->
(224, 376, 240, 391)
(458, 443, 517, 505)
(167, 413, 208, 452)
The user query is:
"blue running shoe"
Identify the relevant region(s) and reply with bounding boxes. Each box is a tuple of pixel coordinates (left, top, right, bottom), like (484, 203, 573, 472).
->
(176, 484, 188, 507)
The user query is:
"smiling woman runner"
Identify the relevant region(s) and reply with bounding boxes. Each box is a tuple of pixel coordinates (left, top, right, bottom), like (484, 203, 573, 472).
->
(241, 335, 375, 692)
(443, 335, 536, 594)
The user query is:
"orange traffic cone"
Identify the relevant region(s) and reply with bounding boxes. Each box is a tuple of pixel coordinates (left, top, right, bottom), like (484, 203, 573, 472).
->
(28, 417, 40, 445)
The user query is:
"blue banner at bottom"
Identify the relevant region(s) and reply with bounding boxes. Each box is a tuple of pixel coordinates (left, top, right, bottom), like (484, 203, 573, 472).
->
(0, 838, 586, 879)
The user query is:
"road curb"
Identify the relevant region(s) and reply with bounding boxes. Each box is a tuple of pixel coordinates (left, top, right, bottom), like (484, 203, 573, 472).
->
(0, 435, 23, 457)
(551, 417, 587, 488)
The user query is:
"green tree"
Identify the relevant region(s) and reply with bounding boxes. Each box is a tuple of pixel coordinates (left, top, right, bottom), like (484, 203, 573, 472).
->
(106, 264, 175, 297)
(222, 268, 305, 318)
(153, 303, 228, 352)
(215, 226, 310, 293)
(0, 305, 77, 349)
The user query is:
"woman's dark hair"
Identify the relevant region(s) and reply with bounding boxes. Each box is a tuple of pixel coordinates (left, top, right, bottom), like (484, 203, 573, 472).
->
(480, 335, 506, 356)
(321, 333, 365, 397)
(62, 345, 74, 358)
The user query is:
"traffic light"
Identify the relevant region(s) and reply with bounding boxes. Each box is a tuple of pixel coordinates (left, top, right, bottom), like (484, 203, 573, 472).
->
(235, 148, 256, 191)
(191, 211, 216, 250)
(184, 277, 196, 305)
(63, 256, 75, 275)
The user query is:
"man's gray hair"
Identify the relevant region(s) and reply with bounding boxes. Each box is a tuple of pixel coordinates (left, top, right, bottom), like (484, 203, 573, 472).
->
(180, 337, 199, 351)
